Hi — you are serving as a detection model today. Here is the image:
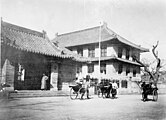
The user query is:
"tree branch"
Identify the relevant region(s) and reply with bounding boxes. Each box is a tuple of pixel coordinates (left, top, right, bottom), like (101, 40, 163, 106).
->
(133, 56, 154, 80)
(152, 41, 161, 72)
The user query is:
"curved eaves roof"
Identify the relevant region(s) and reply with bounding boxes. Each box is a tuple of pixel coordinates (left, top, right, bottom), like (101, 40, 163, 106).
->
(1, 21, 72, 58)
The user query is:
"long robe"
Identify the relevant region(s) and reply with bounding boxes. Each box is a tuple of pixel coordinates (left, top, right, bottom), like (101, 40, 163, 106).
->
(41, 75, 48, 90)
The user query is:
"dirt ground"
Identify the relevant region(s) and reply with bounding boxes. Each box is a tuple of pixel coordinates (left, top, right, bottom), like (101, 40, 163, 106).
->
(0, 94, 166, 120)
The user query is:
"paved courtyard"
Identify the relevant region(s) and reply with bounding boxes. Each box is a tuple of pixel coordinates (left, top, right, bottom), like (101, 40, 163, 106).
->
(0, 94, 166, 120)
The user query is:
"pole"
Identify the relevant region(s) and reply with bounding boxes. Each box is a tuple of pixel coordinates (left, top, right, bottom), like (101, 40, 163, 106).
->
(98, 21, 102, 83)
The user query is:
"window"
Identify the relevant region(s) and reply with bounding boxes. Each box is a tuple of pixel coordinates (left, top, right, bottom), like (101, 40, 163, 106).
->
(126, 49, 129, 60)
(76, 65, 82, 73)
(133, 69, 136, 77)
(88, 64, 94, 73)
(118, 64, 123, 74)
(100, 63, 106, 74)
(101, 46, 107, 57)
(121, 80, 127, 88)
(88, 48, 95, 57)
(126, 65, 130, 76)
(118, 47, 122, 58)
(77, 49, 83, 56)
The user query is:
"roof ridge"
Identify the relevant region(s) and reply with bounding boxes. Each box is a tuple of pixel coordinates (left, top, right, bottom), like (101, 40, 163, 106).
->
(57, 25, 102, 36)
(2, 21, 44, 38)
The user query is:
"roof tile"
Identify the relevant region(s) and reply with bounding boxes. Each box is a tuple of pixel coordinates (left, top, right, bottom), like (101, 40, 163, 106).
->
(1, 21, 71, 58)
(52, 24, 149, 52)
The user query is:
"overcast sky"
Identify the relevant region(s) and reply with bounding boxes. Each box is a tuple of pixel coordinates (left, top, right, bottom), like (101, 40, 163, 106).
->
(1, 0, 166, 65)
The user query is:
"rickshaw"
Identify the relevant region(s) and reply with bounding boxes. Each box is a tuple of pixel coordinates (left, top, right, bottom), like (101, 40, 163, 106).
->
(69, 82, 85, 100)
(97, 80, 112, 98)
(141, 82, 158, 102)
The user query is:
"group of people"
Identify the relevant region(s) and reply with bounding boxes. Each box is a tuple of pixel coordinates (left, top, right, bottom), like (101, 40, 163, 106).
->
(141, 81, 157, 101)
(75, 75, 91, 99)
(40, 73, 118, 100)
(99, 80, 118, 98)
(75, 75, 119, 99)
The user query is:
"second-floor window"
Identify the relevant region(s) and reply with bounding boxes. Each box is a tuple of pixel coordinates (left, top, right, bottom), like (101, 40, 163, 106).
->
(88, 64, 94, 73)
(77, 49, 83, 56)
(100, 63, 106, 74)
(88, 48, 95, 57)
(126, 49, 129, 60)
(118, 47, 122, 58)
(101, 46, 107, 57)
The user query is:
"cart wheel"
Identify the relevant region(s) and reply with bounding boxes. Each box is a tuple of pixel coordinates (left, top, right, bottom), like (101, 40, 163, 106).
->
(79, 87, 85, 99)
(102, 91, 107, 98)
(153, 90, 158, 101)
(97, 89, 102, 98)
(70, 88, 78, 100)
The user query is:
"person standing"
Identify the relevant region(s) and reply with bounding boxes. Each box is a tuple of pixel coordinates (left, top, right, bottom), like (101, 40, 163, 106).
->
(41, 73, 48, 91)
(81, 75, 91, 99)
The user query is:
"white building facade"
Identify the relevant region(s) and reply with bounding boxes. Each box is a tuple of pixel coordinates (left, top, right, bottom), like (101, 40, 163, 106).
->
(53, 23, 149, 93)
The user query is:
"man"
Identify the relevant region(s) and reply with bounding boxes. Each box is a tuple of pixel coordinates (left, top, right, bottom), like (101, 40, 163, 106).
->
(81, 75, 91, 99)
(41, 73, 48, 91)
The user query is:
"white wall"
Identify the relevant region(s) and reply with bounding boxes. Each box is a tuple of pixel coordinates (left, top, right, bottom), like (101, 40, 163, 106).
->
(83, 48, 88, 57)
(106, 63, 116, 78)
(95, 47, 99, 57)
(82, 64, 88, 78)
(94, 64, 100, 78)
(107, 45, 117, 57)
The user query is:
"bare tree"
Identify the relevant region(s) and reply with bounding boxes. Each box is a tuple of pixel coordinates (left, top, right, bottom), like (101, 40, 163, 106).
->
(133, 41, 161, 86)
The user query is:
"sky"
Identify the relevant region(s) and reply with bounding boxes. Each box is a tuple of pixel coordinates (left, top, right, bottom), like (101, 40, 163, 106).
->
(1, 0, 166, 68)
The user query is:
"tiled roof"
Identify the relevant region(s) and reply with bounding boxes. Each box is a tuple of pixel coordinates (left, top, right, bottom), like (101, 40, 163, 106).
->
(1, 21, 72, 58)
(52, 23, 149, 52)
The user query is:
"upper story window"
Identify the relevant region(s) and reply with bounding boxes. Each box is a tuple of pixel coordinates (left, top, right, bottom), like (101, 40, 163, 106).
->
(118, 47, 122, 58)
(126, 49, 129, 60)
(88, 48, 95, 57)
(88, 64, 94, 73)
(100, 63, 106, 74)
(77, 49, 83, 56)
(118, 64, 123, 74)
(101, 45, 107, 57)
(126, 65, 130, 76)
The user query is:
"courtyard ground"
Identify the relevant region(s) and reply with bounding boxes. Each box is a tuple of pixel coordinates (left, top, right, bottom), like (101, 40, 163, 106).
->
(0, 94, 166, 120)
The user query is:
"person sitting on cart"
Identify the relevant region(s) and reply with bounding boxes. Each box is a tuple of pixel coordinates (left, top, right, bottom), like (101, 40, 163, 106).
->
(81, 75, 91, 99)
(142, 82, 153, 101)
(75, 77, 83, 86)
(106, 81, 112, 98)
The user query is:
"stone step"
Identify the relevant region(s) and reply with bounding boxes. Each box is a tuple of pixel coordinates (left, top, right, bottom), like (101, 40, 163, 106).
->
(8, 90, 70, 98)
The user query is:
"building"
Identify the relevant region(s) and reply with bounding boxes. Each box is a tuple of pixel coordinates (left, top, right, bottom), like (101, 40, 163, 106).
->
(52, 22, 149, 93)
(1, 21, 86, 91)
